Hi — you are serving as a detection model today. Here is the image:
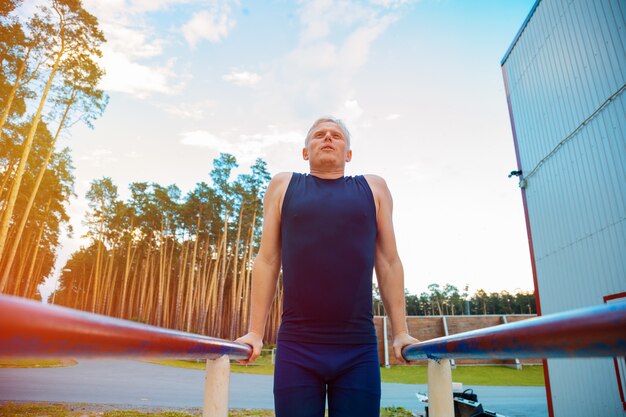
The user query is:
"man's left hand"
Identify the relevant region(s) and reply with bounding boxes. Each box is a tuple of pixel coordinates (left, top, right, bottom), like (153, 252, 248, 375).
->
(392, 332, 420, 364)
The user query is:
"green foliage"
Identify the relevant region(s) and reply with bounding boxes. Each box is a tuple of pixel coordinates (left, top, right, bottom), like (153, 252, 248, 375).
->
(56, 154, 272, 339)
(395, 284, 536, 317)
(0, 0, 107, 298)
(380, 406, 416, 417)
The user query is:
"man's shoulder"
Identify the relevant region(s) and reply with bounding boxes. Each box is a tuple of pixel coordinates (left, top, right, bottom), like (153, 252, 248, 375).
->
(363, 174, 392, 205)
(271, 172, 294, 184)
(363, 174, 389, 190)
(266, 172, 293, 201)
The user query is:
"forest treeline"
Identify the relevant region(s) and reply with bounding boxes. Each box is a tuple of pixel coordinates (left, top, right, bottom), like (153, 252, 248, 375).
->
(53, 154, 277, 342)
(0, 0, 107, 298)
(375, 283, 536, 317)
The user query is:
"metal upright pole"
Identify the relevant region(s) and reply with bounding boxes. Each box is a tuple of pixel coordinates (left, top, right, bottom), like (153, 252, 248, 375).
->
(203, 355, 231, 417)
(427, 359, 454, 417)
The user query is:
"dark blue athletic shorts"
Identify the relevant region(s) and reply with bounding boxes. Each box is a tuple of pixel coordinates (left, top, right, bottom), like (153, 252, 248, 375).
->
(273, 340, 381, 417)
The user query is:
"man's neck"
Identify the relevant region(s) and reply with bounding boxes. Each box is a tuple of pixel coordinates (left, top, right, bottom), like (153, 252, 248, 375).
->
(309, 167, 345, 179)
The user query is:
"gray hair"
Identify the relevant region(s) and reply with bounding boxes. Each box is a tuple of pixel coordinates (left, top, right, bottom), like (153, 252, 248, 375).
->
(305, 116, 351, 149)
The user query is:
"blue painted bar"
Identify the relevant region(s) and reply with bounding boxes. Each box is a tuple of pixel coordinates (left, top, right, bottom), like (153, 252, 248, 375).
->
(402, 302, 626, 361)
(0, 294, 252, 360)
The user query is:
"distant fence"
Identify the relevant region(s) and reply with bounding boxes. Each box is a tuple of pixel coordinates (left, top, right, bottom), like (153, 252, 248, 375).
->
(376, 314, 540, 367)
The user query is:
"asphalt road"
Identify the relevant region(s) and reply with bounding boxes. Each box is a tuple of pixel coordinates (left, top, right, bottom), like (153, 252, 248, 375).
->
(0, 359, 548, 417)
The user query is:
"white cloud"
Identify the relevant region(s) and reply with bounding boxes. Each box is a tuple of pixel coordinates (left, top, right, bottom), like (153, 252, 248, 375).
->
(338, 15, 395, 71)
(254, 0, 414, 118)
(158, 99, 216, 120)
(180, 130, 227, 148)
(129, 0, 199, 13)
(99, 48, 181, 97)
(222, 70, 261, 87)
(180, 129, 303, 163)
(81, 0, 187, 98)
(385, 113, 400, 120)
(78, 148, 118, 166)
(344, 99, 364, 122)
(124, 151, 142, 159)
(182, 8, 236, 47)
(298, 0, 373, 43)
(369, 0, 415, 8)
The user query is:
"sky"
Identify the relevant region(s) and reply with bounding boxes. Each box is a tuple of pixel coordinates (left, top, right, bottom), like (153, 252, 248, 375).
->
(20, 0, 539, 300)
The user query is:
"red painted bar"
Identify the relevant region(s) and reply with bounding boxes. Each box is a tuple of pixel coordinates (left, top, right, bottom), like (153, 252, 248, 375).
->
(402, 302, 626, 361)
(0, 294, 252, 360)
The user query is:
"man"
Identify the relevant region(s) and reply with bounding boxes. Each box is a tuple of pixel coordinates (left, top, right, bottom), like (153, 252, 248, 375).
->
(236, 116, 419, 417)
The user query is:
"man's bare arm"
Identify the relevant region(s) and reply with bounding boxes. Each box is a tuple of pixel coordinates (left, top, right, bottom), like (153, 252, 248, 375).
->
(366, 175, 419, 363)
(235, 172, 291, 364)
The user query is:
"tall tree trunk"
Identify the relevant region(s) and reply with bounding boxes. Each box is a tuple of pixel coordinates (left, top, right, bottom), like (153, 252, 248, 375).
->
(175, 237, 190, 329)
(0, 157, 18, 212)
(144, 253, 156, 324)
(156, 224, 165, 326)
(0, 26, 66, 273)
(214, 219, 228, 338)
(137, 247, 152, 322)
(0, 89, 75, 289)
(163, 233, 176, 328)
(207, 230, 225, 335)
(228, 203, 244, 339)
(196, 233, 211, 333)
(6, 227, 30, 294)
(119, 218, 135, 317)
(102, 246, 116, 315)
(184, 215, 201, 332)
(0, 43, 35, 140)
(240, 210, 257, 336)
(126, 247, 142, 320)
(17, 198, 51, 298)
(91, 214, 104, 312)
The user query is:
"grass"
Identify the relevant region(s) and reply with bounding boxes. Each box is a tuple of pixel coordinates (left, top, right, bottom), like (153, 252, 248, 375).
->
(143, 352, 276, 376)
(144, 358, 545, 386)
(381, 364, 545, 386)
(2, 356, 545, 386)
(0, 402, 415, 417)
(0, 359, 77, 368)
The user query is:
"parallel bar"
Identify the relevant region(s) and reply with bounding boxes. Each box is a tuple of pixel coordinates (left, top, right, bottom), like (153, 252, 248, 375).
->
(0, 294, 251, 360)
(403, 302, 626, 361)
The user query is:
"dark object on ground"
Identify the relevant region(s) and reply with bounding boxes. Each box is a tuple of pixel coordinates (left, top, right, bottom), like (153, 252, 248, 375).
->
(454, 389, 478, 402)
(425, 389, 504, 417)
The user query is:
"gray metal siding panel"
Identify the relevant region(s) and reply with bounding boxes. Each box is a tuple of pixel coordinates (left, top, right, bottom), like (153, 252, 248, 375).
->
(503, 0, 626, 415)
(549, 359, 624, 416)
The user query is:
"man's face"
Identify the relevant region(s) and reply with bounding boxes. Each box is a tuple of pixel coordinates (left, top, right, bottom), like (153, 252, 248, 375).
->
(303, 121, 352, 165)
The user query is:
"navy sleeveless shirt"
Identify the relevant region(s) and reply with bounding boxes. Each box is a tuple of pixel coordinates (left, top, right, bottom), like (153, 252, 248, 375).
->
(278, 173, 378, 344)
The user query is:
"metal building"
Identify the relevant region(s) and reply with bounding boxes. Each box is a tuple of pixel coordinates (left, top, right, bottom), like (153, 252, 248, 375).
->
(501, 0, 626, 416)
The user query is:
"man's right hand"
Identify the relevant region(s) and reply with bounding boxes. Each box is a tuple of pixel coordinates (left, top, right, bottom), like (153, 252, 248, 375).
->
(234, 331, 264, 365)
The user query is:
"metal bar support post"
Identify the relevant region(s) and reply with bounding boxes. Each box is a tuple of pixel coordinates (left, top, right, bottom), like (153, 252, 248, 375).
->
(427, 359, 454, 417)
(203, 355, 231, 417)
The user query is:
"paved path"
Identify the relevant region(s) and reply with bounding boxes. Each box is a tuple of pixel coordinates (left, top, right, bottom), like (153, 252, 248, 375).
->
(0, 360, 548, 417)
